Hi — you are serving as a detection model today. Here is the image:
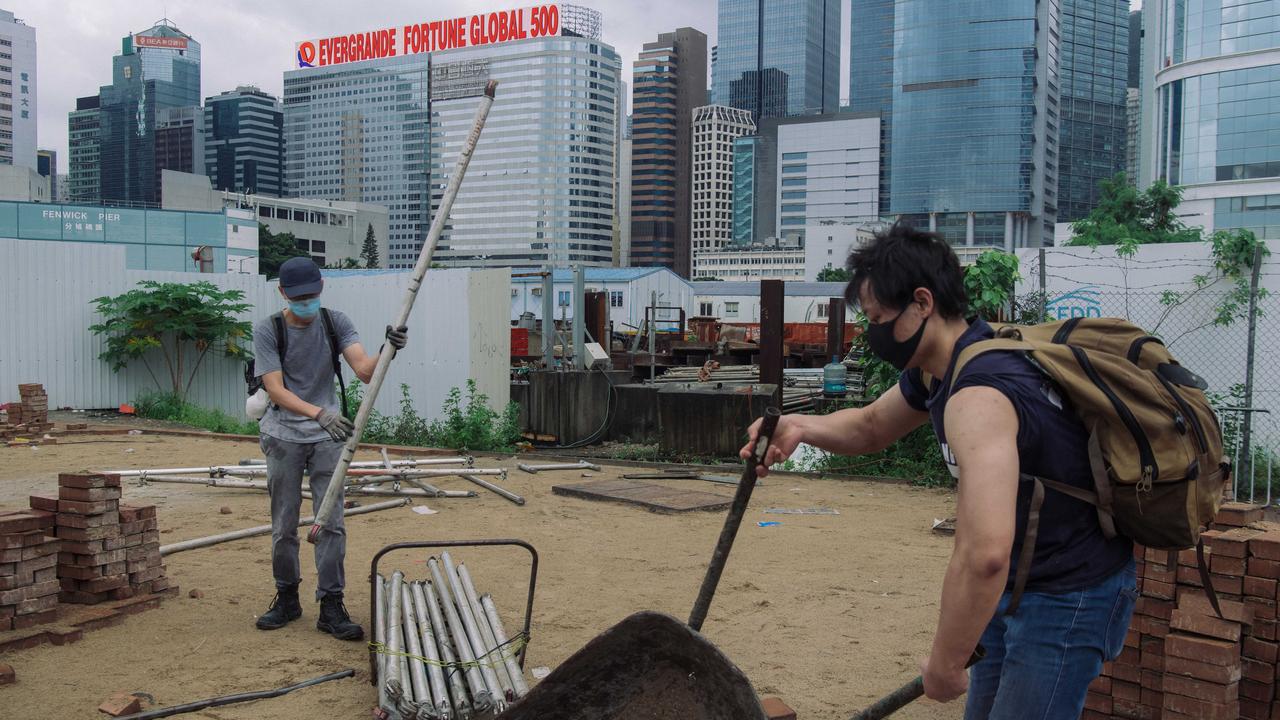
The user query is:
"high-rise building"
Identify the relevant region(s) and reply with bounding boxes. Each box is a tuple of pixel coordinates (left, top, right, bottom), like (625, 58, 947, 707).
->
(1140, 0, 1280, 238)
(97, 20, 201, 205)
(67, 96, 102, 203)
(154, 106, 203, 201)
(0, 10, 35, 169)
(36, 149, 54, 200)
(1057, 1, 1129, 224)
(732, 133, 776, 246)
(714, 0, 841, 121)
(629, 28, 707, 276)
(1128, 9, 1143, 89)
(890, 0, 1061, 248)
(204, 86, 284, 197)
(847, 0, 894, 215)
(287, 5, 620, 269)
(691, 105, 755, 268)
(772, 113, 880, 243)
(1126, 87, 1141, 183)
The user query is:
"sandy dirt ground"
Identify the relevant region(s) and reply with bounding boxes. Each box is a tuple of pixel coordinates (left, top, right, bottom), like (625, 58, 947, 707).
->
(0, 432, 962, 719)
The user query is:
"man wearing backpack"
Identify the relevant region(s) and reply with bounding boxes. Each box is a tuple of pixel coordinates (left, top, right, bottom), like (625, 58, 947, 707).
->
(252, 256, 408, 641)
(742, 223, 1138, 719)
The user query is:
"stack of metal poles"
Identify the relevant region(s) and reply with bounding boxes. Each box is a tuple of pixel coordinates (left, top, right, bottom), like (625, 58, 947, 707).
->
(376, 553, 528, 719)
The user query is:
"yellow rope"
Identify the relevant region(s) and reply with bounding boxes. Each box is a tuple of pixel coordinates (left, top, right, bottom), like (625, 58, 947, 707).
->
(368, 634, 527, 671)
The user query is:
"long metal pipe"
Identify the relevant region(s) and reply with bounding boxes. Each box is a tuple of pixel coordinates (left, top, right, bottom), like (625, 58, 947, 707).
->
(158, 499, 408, 556)
(310, 82, 499, 545)
(135, 475, 470, 499)
(106, 458, 474, 478)
(457, 563, 515, 700)
(428, 558, 494, 713)
(386, 572, 406, 702)
(441, 552, 505, 708)
(517, 461, 600, 474)
(460, 474, 525, 506)
(235, 456, 475, 468)
(480, 594, 529, 698)
(345, 468, 504, 479)
(400, 585, 432, 710)
(424, 580, 472, 719)
(376, 576, 391, 715)
(410, 582, 452, 719)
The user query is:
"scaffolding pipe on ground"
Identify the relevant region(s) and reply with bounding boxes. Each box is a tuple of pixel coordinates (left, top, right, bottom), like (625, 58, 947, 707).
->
(400, 585, 433, 710)
(409, 581, 452, 719)
(132, 475, 475, 499)
(104, 458, 473, 478)
(480, 593, 529, 698)
(423, 579, 471, 718)
(461, 474, 525, 506)
(157, 499, 408, 556)
(442, 552, 506, 709)
(427, 557, 495, 714)
(458, 562, 516, 700)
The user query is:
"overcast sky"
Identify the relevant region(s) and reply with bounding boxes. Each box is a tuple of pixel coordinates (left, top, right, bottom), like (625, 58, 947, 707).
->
(18, 0, 1141, 176)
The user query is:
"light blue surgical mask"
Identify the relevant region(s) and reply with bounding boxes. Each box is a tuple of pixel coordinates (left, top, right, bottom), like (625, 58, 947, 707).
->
(289, 298, 321, 318)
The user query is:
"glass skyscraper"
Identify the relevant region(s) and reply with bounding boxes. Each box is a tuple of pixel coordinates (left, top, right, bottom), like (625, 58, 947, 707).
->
(68, 96, 101, 203)
(205, 86, 284, 197)
(890, 0, 1061, 248)
(1141, 0, 1280, 238)
(1057, 0, 1129, 224)
(97, 21, 201, 205)
(848, 0, 895, 215)
(713, 0, 841, 120)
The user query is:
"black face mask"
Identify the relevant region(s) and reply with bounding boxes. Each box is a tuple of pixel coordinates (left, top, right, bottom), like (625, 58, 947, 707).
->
(865, 309, 927, 371)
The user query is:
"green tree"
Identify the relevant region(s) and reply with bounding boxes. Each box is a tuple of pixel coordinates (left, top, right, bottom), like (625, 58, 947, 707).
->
(258, 223, 307, 279)
(361, 223, 380, 269)
(90, 281, 253, 400)
(1153, 228, 1270, 345)
(816, 266, 852, 282)
(963, 250, 1021, 321)
(324, 257, 361, 270)
(1068, 173, 1202, 255)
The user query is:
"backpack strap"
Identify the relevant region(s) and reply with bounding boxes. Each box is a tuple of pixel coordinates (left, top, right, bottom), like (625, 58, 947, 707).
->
(1006, 478, 1044, 616)
(272, 312, 288, 390)
(319, 308, 350, 420)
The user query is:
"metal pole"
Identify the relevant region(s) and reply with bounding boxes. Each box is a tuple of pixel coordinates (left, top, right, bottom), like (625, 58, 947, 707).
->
(410, 582, 451, 719)
(310, 82, 499, 545)
(423, 580, 471, 719)
(542, 264, 556, 367)
(400, 585, 432, 709)
(649, 291, 657, 384)
(428, 557, 494, 713)
(386, 572, 406, 702)
(480, 594, 529, 698)
(461, 474, 525, 506)
(1038, 247, 1047, 321)
(159, 499, 407, 556)
(134, 475, 465, 499)
(108, 458, 473, 478)
(457, 563, 515, 700)
(375, 576, 391, 715)
(441, 552, 506, 708)
(1242, 244, 1264, 499)
(573, 264, 586, 370)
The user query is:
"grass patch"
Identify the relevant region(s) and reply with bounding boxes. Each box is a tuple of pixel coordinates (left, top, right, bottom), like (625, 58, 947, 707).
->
(134, 391, 261, 436)
(343, 379, 522, 452)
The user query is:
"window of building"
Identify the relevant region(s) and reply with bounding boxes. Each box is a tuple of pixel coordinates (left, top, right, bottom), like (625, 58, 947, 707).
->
(312, 240, 326, 253)
(558, 290, 571, 307)
(609, 291, 623, 308)
(725, 302, 739, 318)
(699, 301, 713, 316)
(817, 303, 829, 319)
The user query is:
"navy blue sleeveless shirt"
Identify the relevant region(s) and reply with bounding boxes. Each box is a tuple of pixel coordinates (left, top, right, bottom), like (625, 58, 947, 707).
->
(899, 319, 1133, 594)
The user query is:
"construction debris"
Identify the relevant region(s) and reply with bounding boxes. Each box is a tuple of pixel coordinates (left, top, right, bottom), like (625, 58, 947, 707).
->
(518, 461, 601, 474)
(462, 474, 526, 506)
(158, 499, 409, 557)
(1, 384, 53, 438)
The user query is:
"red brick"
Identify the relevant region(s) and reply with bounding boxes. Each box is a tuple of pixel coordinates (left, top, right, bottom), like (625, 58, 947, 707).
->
(128, 566, 164, 584)
(1089, 674, 1112, 693)
(1141, 686, 1163, 708)
(56, 498, 118, 516)
(57, 549, 126, 566)
(11, 608, 56, 629)
(1144, 578, 1177, 600)
(1113, 661, 1142, 683)
(1258, 618, 1279, 641)
(0, 530, 50, 551)
(1080, 712, 1109, 720)
(1138, 596, 1175, 620)
(1248, 576, 1279, 599)
(1245, 658, 1275, 684)
(1244, 678, 1277, 703)
(760, 697, 795, 720)
(57, 472, 120, 489)
(1180, 545, 1208, 567)
(57, 486, 121, 503)
(1214, 553, 1250, 576)
(1180, 593, 1254, 624)
(1138, 616, 1171, 638)
(19, 541, 57, 561)
(1166, 633, 1241, 665)
(1172, 607, 1250, 642)
(1163, 674, 1239, 703)
(55, 511, 118, 529)
(1112, 698, 1155, 718)
(15, 594, 59, 614)
(98, 691, 143, 717)
(0, 662, 12, 685)
(58, 590, 110, 606)
(1245, 637, 1279, 663)
(1249, 597, 1279, 620)
(1218, 502, 1266, 527)
(1085, 692, 1112, 713)
(1252, 557, 1280, 579)
(0, 628, 46, 652)
(1211, 572, 1246, 595)
(1147, 563, 1177, 585)
(1165, 655, 1242, 684)
(56, 524, 120, 542)
(1242, 698, 1271, 720)
(1113, 678, 1141, 701)
(1141, 668, 1164, 691)
(27, 495, 58, 512)
(74, 574, 128, 593)
(1178, 565, 1205, 587)
(45, 626, 82, 646)
(1252, 532, 1280, 561)
(0, 511, 53, 535)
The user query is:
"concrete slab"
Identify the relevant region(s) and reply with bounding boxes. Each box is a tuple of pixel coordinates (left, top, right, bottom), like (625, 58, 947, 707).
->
(552, 479, 732, 514)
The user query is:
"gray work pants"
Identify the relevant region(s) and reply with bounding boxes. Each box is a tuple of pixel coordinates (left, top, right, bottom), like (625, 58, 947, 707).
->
(260, 433, 347, 600)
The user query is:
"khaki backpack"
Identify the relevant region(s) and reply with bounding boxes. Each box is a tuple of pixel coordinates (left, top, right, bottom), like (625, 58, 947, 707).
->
(948, 317, 1230, 614)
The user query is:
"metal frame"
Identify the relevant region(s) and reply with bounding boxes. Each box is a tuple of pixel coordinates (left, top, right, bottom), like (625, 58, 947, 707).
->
(368, 539, 539, 685)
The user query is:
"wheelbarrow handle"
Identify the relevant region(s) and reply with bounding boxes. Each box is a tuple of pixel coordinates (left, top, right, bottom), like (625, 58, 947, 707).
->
(688, 407, 782, 632)
(849, 646, 986, 720)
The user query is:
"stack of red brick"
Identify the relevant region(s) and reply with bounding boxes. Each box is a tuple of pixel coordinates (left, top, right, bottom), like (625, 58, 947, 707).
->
(1084, 502, 1280, 719)
(0, 509, 59, 630)
(4, 384, 51, 435)
(35, 473, 169, 605)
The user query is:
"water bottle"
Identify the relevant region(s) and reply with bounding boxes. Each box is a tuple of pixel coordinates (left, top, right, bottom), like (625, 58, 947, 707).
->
(823, 355, 847, 398)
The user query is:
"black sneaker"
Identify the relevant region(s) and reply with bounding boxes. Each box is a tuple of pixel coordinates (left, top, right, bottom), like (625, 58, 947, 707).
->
(317, 592, 364, 641)
(255, 584, 303, 630)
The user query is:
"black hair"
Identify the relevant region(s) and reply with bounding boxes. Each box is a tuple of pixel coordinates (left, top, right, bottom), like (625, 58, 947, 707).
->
(844, 220, 968, 319)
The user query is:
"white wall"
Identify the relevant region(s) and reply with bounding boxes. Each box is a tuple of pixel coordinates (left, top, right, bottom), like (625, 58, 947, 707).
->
(692, 293, 844, 323)
(0, 238, 509, 422)
(508, 272, 694, 333)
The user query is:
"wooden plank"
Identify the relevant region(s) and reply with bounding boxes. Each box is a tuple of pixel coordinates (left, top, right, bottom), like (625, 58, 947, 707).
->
(552, 479, 732, 514)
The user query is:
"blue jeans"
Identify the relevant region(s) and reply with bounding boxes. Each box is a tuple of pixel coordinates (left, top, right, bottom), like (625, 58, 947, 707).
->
(964, 558, 1138, 720)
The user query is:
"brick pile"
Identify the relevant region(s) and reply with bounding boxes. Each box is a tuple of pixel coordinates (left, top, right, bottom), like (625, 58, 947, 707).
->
(2, 384, 52, 438)
(43, 474, 169, 604)
(1083, 502, 1280, 719)
(0, 509, 60, 630)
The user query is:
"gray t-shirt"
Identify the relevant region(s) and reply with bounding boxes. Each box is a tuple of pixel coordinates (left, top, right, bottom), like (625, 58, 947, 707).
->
(253, 309, 360, 443)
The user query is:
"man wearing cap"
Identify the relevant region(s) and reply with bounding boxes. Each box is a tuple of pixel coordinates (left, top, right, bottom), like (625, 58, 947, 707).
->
(251, 257, 408, 640)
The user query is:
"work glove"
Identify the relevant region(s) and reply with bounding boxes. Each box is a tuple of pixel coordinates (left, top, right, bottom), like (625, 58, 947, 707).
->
(314, 407, 355, 442)
(385, 324, 409, 351)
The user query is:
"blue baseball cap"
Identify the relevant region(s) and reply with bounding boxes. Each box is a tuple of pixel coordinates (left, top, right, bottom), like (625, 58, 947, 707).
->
(278, 257, 323, 298)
